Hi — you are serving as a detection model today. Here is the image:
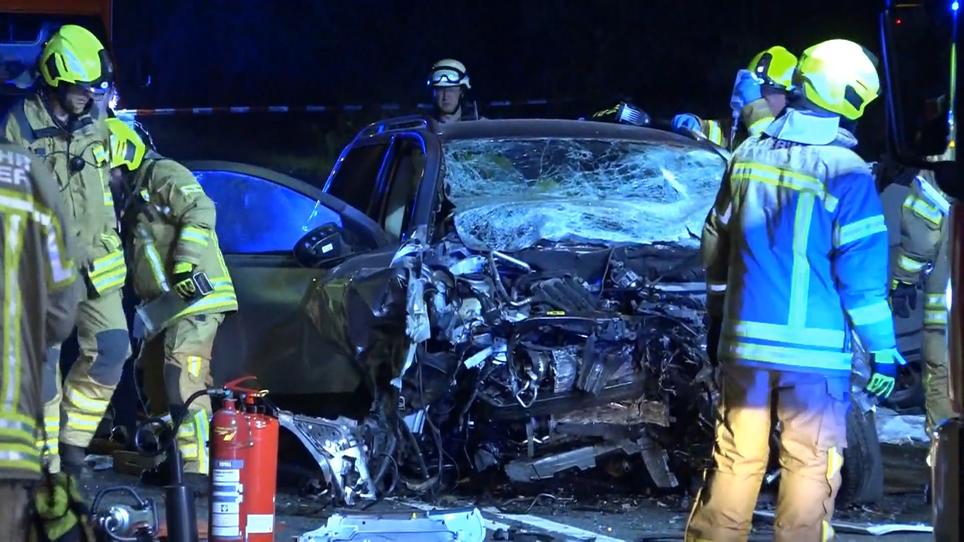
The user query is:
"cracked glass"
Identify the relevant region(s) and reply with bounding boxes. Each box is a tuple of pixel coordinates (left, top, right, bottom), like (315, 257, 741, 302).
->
(443, 138, 726, 252)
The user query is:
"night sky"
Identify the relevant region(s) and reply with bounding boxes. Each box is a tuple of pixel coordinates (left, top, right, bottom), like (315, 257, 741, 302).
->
(113, 0, 881, 116)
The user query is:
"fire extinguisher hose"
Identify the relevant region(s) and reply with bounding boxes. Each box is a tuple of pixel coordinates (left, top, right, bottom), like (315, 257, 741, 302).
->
(134, 388, 216, 456)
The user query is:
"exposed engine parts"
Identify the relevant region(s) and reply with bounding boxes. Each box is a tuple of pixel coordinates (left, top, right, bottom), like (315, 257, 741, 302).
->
(300, 233, 714, 505)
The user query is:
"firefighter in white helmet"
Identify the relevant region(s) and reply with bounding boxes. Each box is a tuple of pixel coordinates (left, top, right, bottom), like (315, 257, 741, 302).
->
(687, 39, 902, 541)
(428, 58, 480, 123)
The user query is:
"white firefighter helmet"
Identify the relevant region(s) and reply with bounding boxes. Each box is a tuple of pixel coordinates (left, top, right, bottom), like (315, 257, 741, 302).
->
(428, 58, 471, 89)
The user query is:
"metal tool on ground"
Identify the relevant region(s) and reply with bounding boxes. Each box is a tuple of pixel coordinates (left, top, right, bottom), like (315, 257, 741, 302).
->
(91, 486, 158, 542)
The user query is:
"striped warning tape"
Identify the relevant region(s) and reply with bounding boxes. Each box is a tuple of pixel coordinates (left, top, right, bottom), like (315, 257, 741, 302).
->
(115, 99, 556, 117)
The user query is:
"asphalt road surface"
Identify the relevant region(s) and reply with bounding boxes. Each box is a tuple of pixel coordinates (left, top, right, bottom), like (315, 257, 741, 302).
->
(78, 442, 932, 541)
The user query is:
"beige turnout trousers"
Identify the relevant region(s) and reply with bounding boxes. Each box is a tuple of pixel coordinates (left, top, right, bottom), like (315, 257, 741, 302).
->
(686, 365, 849, 542)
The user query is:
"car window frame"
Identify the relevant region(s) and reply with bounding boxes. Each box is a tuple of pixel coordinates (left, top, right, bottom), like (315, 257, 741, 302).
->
(372, 133, 431, 236)
(185, 160, 393, 257)
(322, 139, 393, 219)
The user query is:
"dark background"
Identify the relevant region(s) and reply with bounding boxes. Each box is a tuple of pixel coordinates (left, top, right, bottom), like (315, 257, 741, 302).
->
(111, 0, 879, 113)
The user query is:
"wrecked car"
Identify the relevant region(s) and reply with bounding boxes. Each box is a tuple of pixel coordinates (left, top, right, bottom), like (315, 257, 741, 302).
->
(190, 117, 881, 506)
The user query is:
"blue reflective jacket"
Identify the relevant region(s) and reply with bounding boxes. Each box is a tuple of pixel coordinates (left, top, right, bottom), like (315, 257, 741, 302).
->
(702, 109, 897, 374)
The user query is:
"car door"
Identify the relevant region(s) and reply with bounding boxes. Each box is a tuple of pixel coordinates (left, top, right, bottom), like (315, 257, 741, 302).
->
(185, 160, 392, 392)
(366, 131, 443, 241)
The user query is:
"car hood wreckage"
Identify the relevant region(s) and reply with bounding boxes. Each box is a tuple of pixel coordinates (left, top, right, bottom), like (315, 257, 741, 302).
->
(284, 231, 714, 505)
(273, 133, 723, 506)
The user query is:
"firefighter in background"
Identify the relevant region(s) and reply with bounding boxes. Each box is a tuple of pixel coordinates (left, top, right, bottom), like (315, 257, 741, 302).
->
(428, 58, 480, 123)
(673, 45, 797, 149)
(0, 142, 81, 539)
(1, 24, 129, 474)
(107, 118, 237, 477)
(688, 39, 902, 541)
(891, 168, 954, 441)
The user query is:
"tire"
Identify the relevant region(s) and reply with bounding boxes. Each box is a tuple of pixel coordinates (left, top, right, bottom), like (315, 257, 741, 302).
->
(837, 402, 884, 505)
(884, 361, 925, 412)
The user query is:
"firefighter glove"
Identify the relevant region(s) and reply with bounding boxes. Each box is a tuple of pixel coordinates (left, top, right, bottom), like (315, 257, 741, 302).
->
(672, 113, 701, 134)
(730, 69, 763, 113)
(865, 348, 906, 399)
(172, 261, 197, 300)
(890, 280, 917, 319)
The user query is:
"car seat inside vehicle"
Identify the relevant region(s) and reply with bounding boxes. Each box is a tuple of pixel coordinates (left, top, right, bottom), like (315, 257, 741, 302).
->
(383, 144, 425, 239)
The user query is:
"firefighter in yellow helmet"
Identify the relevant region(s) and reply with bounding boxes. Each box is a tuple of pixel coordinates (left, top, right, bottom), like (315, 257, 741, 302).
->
(0, 141, 81, 540)
(0, 24, 129, 475)
(107, 118, 237, 477)
(687, 39, 900, 541)
(673, 45, 797, 149)
(428, 58, 480, 123)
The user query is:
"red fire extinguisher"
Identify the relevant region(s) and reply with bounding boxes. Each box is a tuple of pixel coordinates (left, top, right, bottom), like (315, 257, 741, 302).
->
(209, 394, 250, 541)
(211, 377, 279, 542)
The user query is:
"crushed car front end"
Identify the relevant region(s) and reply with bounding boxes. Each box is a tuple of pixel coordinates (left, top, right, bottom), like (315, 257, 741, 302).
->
(294, 121, 728, 503)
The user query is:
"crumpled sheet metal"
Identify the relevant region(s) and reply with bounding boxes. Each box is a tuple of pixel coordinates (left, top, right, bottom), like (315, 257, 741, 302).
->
(297, 507, 485, 542)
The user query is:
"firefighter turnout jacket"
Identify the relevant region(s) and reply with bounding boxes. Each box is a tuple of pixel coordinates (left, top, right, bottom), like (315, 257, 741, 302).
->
(2, 93, 122, 291)
(0, 142, 80, 479)
(893, 170, 953, 432)
(702, 108, 897, 374)
(125, 157, 236, 317)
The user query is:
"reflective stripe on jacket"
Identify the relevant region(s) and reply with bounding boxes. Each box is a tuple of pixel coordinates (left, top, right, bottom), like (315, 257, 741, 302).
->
(698, 98, 776, 151)
(702, 117, 896, 374)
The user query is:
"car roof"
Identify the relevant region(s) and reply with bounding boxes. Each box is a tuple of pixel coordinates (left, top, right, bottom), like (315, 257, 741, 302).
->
(434, 118, 702, 147)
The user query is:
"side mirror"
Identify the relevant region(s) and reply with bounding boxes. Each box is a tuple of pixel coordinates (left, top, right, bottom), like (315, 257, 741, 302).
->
(293, 223, 350, 268)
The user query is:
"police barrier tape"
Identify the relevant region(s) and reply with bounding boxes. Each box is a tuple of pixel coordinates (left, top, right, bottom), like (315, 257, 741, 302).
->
(115, 99, 554, 117)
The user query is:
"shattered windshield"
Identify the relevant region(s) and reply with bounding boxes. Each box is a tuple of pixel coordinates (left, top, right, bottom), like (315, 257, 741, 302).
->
(443, 138, 726, 252)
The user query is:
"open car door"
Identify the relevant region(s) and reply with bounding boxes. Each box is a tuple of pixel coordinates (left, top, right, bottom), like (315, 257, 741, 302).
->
(184, 161, 393, 392)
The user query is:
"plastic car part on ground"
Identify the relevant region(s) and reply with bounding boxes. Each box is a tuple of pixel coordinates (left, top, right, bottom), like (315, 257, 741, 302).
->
(297, 507, 485, 542)
(753, 510, 933, 535)
(276, 411, 376, 506)
(875, 407, 929, 445)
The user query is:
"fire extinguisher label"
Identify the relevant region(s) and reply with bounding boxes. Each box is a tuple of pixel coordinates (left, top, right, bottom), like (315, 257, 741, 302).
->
(246, 514, 275, 534)
(212, 459, 244, 539)
(213, 466, 241, 484)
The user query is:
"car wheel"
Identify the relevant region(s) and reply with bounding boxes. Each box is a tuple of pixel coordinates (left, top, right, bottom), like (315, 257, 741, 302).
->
(883, 361, 925, 411)
(837, 402, 884, 505)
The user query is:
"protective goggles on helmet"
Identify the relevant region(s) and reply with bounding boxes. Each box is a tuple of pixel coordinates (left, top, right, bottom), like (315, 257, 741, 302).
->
(429, 67, 468, 87)
(85, 80, 113, 96)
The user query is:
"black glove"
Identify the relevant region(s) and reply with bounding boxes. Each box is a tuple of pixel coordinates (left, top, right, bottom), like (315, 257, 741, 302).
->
(890, 280, 917, 319)
(172, 262, 197, 300)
